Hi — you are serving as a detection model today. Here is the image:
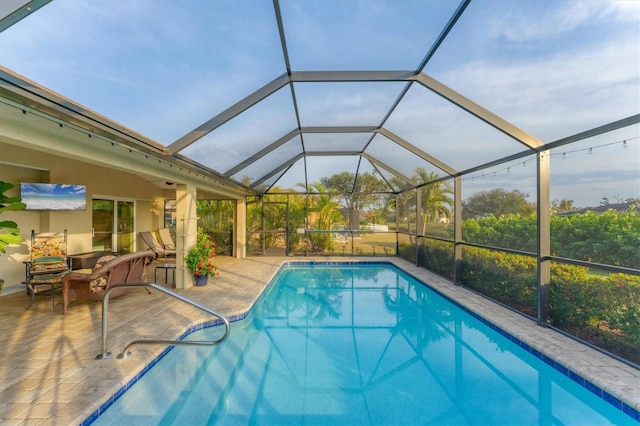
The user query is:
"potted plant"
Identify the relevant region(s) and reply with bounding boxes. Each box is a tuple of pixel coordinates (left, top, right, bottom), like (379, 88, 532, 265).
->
(0, 181, 27, 294)
(185, 228, 217, 286)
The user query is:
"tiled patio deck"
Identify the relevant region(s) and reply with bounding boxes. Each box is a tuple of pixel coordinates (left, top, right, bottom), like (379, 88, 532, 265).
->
(0, 256, 638, 425)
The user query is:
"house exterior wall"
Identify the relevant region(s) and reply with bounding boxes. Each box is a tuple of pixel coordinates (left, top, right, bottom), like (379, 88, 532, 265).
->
(0, 101, 248, 297)
(0, 141, 166, 295)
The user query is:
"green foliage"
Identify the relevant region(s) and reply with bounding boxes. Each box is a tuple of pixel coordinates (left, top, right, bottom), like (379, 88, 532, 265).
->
(462, 188, 534, 220)
(305, 186, 343, 252)
(319, 171, 386, 210)
(396, 189, 417, 234)
(185, 229, 217, 276)
(459, 208, 639, 268)
(0, 181, 26, 254)
(414, 205, 640, 363)
(319, 171, 387, 229)
(551, 209, 640, 268)
(461, 213, 537, 252)
(456, 246, 639, 362)
(196, 200, 234, 232)
(319, 171, 357, 196)
(397, 234, 417, 263)
(551, 198, 575, 214)
(246, 195, 264, 251)
(455, 207, 640, 361)
(417, 238, 454, 279)
(415, 169, 453, 232)
(550, 268, 640, 352)
(460, 246, 538, 316)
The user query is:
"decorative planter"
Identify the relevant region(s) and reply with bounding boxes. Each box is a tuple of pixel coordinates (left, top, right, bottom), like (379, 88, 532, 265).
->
(193, 274, 208, 286)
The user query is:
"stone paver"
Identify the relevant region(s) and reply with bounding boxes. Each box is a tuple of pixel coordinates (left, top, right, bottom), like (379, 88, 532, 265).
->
(0, 256, 638, 424)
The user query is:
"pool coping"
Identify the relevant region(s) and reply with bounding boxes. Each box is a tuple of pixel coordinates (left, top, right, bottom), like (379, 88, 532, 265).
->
(81, 259, 640, 424)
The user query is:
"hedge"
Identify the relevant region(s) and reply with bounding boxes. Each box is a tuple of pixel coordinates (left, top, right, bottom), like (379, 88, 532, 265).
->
(460, 208, 640, 269)
(417, 242, 639, 363)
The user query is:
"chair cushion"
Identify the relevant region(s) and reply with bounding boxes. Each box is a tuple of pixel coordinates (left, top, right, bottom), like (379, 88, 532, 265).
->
(32, 240, 66, 257)
(30, 273, 65, 284)
(89, 277, 108, 293)
(89, 255, 117, 293)
(31, 238, 68, 272)
(93, 255, 117, 271)
(31, 256, 67, 272)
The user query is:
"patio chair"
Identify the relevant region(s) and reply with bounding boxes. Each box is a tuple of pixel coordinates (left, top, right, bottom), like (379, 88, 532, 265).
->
(140, 230, 175, 259)
(62, 251, 155, 314)
(157, 227, 176, 251)
(23, 229, 70, 310)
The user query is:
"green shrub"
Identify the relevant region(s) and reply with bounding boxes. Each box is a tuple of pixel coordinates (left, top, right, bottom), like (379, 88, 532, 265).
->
(397, 242, 416, 263)
(550, 268, 640, 349)
(551, 209, 640, 268)
(459, 208, 639, 269)
(407, 208, 640, 362)
(460, 246, 537, 316)
(417, 238, 454, 279)
(453, 246, 639, 363)
(462, 213, 537, 252)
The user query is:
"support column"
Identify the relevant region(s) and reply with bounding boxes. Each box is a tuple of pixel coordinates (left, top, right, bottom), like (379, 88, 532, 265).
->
(176, 184, 198, 289)
(537, 150, 551, 326)
(234, 198, 247, 258)
(453, 176, 462, 285)
(415, 188, 422, 265)
(395, 193, 400, 256)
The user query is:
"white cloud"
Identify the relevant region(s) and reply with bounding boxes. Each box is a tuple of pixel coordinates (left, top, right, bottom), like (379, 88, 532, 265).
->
(439, 34, 638, 142)
(489, 0, 639, 42)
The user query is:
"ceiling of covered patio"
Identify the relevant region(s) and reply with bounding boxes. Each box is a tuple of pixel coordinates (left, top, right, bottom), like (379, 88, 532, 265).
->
(0, 0, 638, 199)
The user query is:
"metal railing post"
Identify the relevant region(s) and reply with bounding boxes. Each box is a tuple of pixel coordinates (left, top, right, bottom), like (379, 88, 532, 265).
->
(96, 282, 230, 360)
(96, 293, 112, 359)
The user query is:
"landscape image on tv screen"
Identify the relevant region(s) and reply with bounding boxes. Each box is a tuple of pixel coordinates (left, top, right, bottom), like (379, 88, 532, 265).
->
(21, 183, 87, 211)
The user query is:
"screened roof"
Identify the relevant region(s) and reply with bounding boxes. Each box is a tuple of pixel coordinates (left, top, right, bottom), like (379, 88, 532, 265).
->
(1, 0, 638, 197)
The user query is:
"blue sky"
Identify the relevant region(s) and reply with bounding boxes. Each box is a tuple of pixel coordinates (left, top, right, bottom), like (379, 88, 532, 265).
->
(0, 0, 638, 207)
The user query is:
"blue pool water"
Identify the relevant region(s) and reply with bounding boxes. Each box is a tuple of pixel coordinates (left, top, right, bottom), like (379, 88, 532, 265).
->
(91, 263, 637, 425)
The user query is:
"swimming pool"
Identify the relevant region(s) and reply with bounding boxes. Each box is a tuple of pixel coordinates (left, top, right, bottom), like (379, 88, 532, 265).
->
(89, 262, 637, 425)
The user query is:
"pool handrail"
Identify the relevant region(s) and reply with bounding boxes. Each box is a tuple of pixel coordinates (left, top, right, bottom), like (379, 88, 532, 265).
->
(96, 282, 230, 360)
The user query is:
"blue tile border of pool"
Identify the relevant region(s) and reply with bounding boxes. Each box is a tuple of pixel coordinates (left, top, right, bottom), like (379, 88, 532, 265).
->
(80, 312, 249, 426)
(81, 260, 639, 425)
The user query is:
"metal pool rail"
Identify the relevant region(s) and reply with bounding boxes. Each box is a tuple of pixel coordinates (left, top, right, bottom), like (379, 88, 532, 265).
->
(95, 282, 230, 360)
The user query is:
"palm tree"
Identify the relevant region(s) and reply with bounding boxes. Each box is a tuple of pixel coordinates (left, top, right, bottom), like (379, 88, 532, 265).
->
(413, 168, 453, 235)
(389, 176, 416, 234)
(305, 183, 343, 252)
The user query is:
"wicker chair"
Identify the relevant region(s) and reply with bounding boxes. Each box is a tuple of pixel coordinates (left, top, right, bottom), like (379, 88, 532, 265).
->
(61, 251, 154, 314)
(23, 230, 69, 310)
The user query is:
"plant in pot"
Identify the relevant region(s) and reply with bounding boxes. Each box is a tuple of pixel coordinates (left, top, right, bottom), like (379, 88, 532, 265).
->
(185, 228, 217, 286)
(0, 181, 27, 294)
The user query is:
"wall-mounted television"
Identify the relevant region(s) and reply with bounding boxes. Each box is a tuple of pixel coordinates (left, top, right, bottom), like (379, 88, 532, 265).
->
(20, 183, 87, 211)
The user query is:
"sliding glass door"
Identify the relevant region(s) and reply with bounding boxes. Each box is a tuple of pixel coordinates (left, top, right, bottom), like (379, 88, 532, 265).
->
(116, 200, 134, 254)
(92, 198, 135, 254)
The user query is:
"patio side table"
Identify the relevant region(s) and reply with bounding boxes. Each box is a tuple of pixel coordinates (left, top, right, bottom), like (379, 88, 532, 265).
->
(154, 262, 176, 288)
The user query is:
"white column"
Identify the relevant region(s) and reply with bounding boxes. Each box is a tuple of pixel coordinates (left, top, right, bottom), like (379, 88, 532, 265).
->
(234, 198, 247, 258)
(176, 184, 198, 289)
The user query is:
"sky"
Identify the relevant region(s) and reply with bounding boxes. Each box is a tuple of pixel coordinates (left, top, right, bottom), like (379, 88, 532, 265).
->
(0, 0, 638, 207)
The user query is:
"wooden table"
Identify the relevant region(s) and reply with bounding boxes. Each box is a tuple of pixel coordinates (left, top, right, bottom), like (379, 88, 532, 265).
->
(68, 251, 116, 270)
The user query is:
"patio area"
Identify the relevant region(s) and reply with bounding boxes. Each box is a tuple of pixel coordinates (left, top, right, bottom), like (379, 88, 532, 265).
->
(0, 256, 638, 425)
